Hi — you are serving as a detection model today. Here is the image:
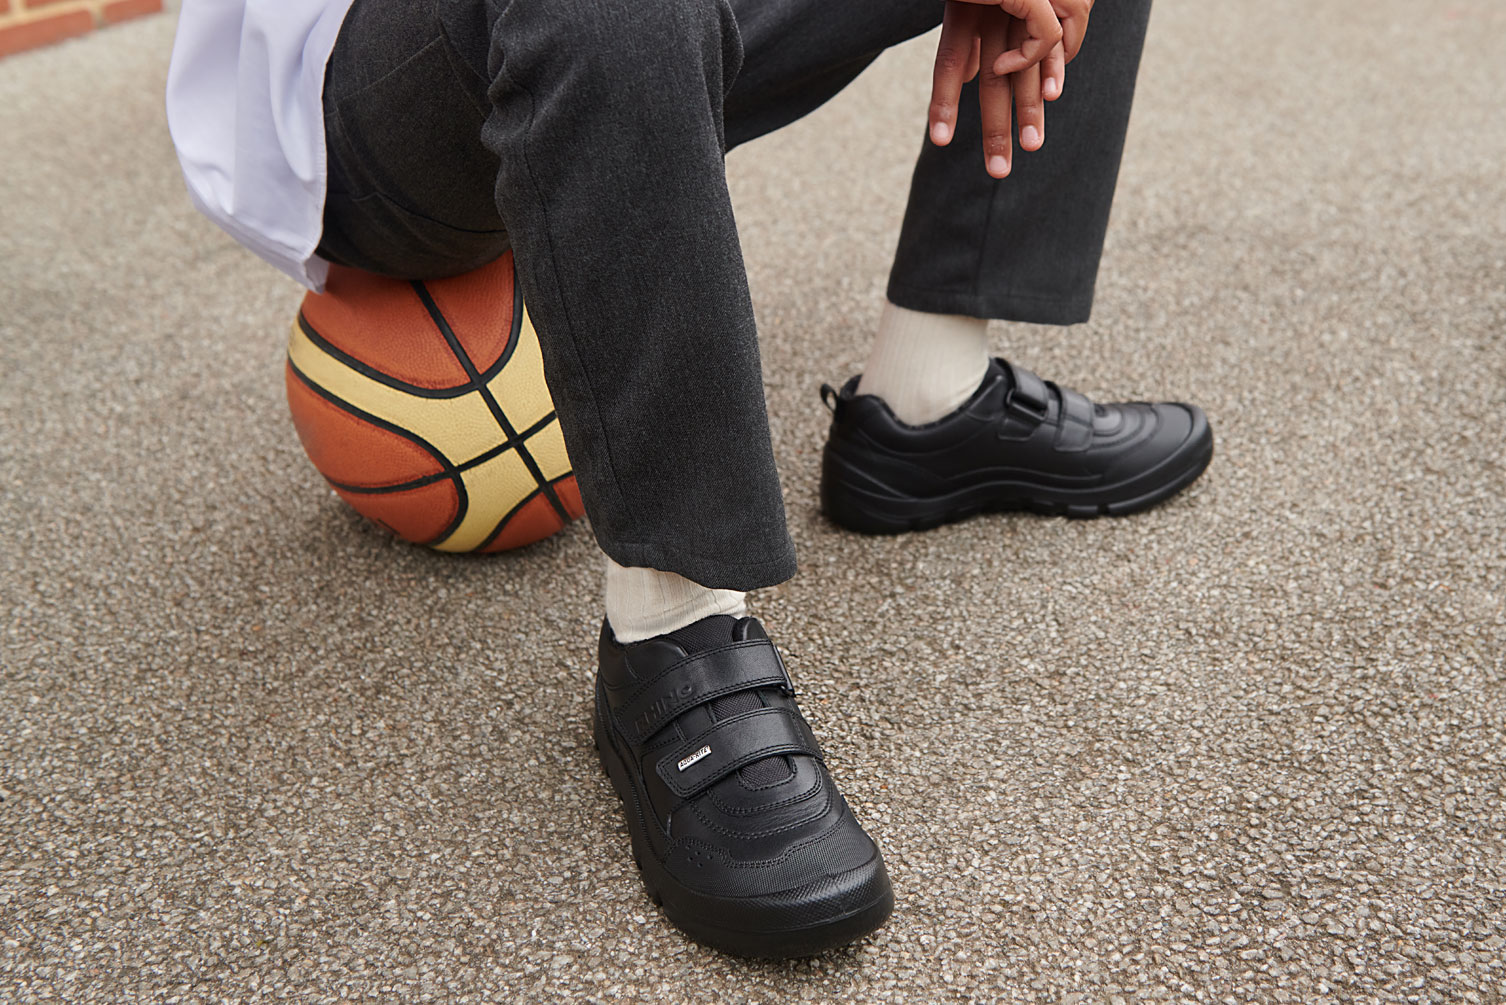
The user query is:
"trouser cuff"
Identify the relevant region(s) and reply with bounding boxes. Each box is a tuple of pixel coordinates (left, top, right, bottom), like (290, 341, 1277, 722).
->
(886, 281, 1095, 327)
(597, 538, 798, 594)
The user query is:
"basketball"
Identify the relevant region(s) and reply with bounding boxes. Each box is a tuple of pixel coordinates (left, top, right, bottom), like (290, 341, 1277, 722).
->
(284, 251, 585, 552)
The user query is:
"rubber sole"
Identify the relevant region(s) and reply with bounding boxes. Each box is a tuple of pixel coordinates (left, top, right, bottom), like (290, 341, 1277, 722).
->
(592, 708, 894, 959)
(821, 424, 1215, 536)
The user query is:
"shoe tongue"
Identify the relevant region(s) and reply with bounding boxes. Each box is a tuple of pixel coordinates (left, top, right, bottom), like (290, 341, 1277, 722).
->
(664, 614, 742, 653)
(664, 614, 790, 788)
(664, 614, 766, 652)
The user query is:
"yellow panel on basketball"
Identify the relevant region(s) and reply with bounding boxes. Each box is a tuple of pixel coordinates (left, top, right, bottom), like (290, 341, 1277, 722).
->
(289, 322, 503, 465)
(284, 254, 584, 553)
(440, 449, 536, 552)
(485, 311, 554, 433)
(523, 418, 572, 483)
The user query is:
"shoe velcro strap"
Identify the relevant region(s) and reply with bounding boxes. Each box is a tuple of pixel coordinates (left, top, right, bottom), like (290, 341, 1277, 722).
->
(1004, 364, 1050, 421)
(1054, 386, 1095, 452)
(655, 706, 823, 800)
(614, 640, 793, 746)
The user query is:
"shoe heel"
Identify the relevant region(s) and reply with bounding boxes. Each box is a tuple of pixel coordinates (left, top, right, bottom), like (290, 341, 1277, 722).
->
(820, 446, 929, 534)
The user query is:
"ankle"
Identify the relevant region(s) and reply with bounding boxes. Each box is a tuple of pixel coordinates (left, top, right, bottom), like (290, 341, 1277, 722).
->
(856, 300, 990, 425)
(603, 557, 747, 643)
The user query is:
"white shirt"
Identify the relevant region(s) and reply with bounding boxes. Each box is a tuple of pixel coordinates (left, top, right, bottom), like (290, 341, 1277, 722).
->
(166, 0, 357, 292)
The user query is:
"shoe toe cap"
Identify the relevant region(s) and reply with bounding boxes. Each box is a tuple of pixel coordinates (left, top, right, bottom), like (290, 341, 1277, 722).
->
(1103, 401, 1209, 480)
(661, 806, 893, 952)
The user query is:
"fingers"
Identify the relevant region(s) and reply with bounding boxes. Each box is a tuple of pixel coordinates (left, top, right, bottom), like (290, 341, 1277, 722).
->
(977, 14, 1014, 178)
(991, 0, 1062, 75)
(930, 2, 982, 147)
(939, 0, 1078, 175)
(1010, 17, 1044, 153)
(1053, 0, 1091, 62)
(1041, 41, 1066, 100)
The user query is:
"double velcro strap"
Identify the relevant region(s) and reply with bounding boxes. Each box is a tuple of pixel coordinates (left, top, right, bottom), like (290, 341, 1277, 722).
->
(1003, 363, 1051, 422)
(1054, 386, 1096, 451)
(655, 706, 823, 800)
(612, 639, 794, 746)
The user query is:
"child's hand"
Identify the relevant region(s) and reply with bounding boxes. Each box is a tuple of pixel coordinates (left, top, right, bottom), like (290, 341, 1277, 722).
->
(930, 0, 1092, 179)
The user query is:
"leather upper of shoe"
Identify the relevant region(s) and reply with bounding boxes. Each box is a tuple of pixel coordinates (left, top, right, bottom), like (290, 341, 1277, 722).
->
(826, 357, 1203, 492)
(596, 615, 880, 901)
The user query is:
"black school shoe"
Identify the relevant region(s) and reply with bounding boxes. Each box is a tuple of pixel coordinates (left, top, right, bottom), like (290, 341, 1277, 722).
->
(593, 614, 892, 958)
(820, 358, 1214, 534)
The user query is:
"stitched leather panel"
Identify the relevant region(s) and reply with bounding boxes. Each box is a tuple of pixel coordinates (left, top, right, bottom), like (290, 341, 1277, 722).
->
(1055, 386, 1096, 452)
(656, 707, 823, 800)
(612, 640, 790, 746)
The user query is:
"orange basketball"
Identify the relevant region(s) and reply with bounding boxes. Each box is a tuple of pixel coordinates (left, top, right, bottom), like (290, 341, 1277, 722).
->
(285, 251, 584, 552)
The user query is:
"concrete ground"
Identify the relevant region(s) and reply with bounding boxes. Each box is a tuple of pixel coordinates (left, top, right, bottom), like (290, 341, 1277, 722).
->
(2, 2, 1503, 1002)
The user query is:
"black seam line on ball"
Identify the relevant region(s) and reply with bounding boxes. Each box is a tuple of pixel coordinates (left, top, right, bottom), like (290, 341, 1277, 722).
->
(474, 472, 577, 552)
(324, 410, 560, 495)
(411, 280, 571, 524)
(288, 358, 470, 547)
(298, 313, 472, 399)
(486, 260, 527, 381)
(298, 280, 520, 394)
(474, 483, 542, 551)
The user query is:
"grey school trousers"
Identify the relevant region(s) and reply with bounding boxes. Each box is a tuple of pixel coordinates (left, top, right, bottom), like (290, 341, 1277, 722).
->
(316, 0, 1154, 591)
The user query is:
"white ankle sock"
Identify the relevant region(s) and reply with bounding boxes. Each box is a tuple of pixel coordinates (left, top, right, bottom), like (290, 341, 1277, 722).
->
(604, 557, 748, 643)
(856, 300, 991, 425)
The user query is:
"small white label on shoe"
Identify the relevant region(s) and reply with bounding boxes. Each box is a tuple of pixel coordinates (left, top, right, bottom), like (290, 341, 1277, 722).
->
(677, 745, 712, 772)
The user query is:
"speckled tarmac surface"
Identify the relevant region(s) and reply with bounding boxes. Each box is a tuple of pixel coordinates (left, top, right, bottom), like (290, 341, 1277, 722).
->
(2, 2, 1504, 1002)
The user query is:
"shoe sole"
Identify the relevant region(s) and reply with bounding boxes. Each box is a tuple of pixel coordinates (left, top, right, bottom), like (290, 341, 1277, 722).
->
(821, 411, 1214, 535)
(592, 707, 894, 959)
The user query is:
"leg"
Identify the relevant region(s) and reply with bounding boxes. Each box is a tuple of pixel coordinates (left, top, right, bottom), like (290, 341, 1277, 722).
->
(887, 0, 1156, 323)
(475, 3, 921, 951)
(722, 0, 941, 150)
(474, 0, 797, 591)
(824, 0, 1214, 533)
(477, 0, 944, 590)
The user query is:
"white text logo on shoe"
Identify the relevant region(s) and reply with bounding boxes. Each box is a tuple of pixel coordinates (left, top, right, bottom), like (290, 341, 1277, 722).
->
(677, 745, 712, 772)
(634, 681, 698, 737)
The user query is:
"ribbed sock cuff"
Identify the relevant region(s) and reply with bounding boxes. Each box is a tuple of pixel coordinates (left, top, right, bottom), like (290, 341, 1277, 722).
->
(856, 300, 990, 425)
(603, 557, 748, 643)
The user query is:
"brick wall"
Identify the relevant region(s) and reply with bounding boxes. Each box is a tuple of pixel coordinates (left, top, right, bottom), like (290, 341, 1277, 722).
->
(0, 0, 163, 59)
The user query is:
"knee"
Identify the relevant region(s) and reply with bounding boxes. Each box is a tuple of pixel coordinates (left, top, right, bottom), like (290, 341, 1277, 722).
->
(591, 0, 739, 75)
(497, 0, 742, 99)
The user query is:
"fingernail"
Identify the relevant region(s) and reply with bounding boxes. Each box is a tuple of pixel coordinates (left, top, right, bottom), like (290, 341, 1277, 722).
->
(988, 155, 1009, 177)
(1021, 125, 1041, 148)
(931, 121, 951, 145)
(1043, 78, 1059, 98)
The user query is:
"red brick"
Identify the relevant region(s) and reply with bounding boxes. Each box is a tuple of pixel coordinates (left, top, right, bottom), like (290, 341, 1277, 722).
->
(0, 10, 93, 59)
(103, 0, 162, 24)
(19, 0, 88, 9)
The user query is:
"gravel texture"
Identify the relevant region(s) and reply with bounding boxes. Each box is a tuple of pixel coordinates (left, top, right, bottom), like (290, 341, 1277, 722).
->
(2, 2, 1504, 1002)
